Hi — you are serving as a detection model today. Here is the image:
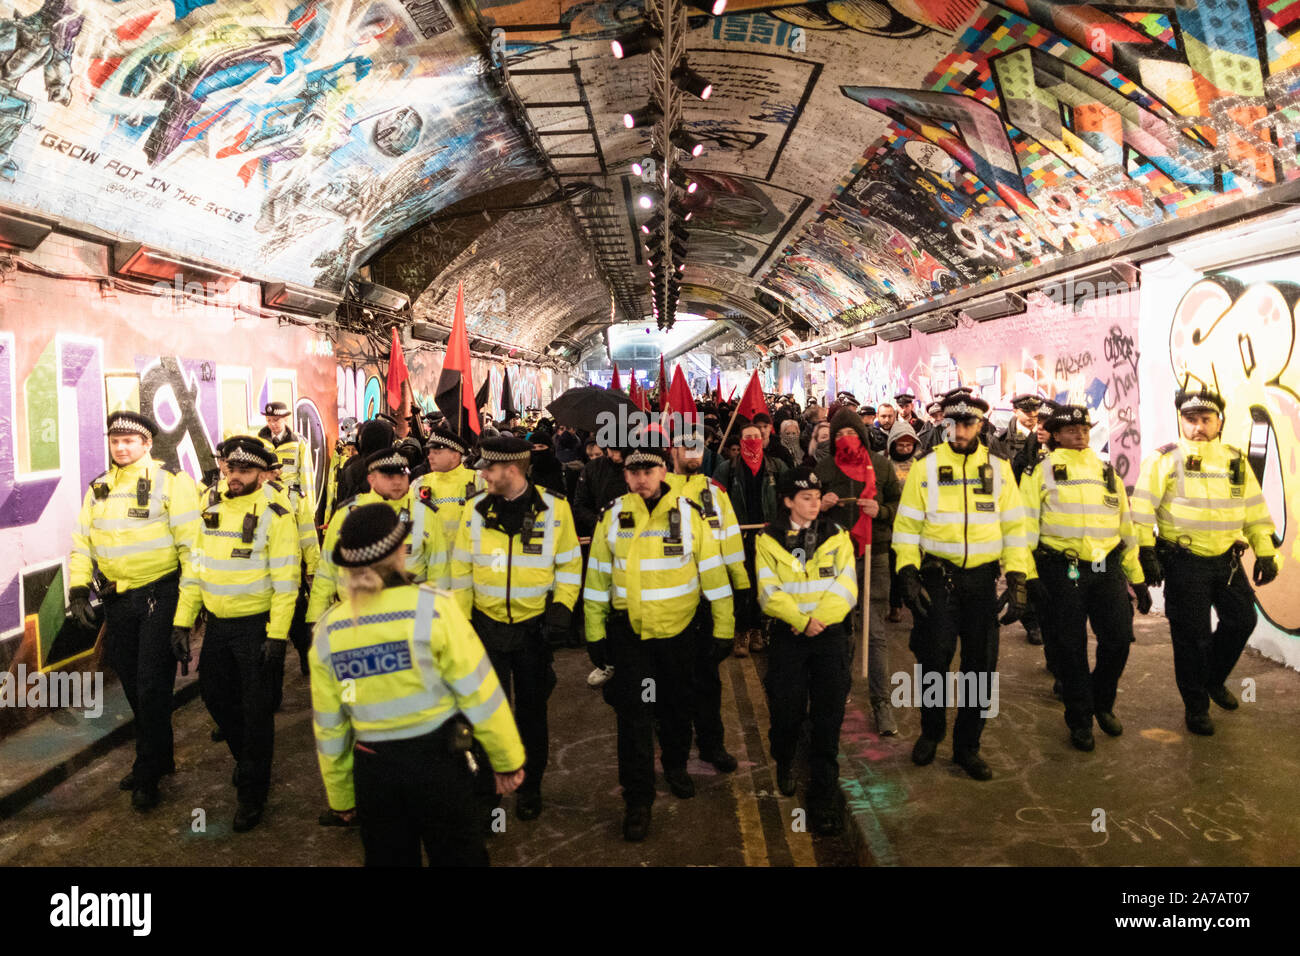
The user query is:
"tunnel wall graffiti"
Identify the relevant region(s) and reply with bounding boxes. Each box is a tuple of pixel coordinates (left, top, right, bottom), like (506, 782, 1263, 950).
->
(1139, 252, 1300, 669)
(0, 232, 336, 733)
(0, 0, 541, 292)
(824, 287, 1144, 485)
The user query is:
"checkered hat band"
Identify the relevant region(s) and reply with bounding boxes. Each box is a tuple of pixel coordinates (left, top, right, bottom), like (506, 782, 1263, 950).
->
(480, 449, 530, 463)
(368, 452, 407, 472)
(226, 448, 268, 468)
(428, 434, 467, 453)
(338, 522, 408, 565)
(792, 478, 817, 489)
(946, 402, 981, 417)
(624, 451, 665, 467)
(108, 419, 151, 439)
(1180, 397, 1220, 414)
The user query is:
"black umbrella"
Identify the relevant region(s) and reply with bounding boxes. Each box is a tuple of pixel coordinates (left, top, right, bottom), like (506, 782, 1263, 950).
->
(548, 386, 643, 435)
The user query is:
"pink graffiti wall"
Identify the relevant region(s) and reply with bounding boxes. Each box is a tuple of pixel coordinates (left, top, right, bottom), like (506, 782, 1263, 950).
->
(825, 289, 1143, 485)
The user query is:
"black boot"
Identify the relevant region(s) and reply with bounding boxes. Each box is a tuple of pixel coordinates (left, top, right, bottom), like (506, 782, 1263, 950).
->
(1069, 726, 1096, 751)
(1208, 685, 1239, 711)
(911, 736, 938, 766)
(1095, 711, 1123, 737)
(1185, 712, 1215, 736)
(664, 767, 695, 799)
(699, 748, 738, 773)
(954, 750, 993, 781)
(623, 805, 651, 842)
(775, 763, 797, 796)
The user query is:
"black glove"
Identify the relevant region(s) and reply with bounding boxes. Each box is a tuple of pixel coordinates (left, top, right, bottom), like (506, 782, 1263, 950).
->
(898, 565, 930, 617)
(711, 638, 733, 662)
(1000, 572, 1029, 625)
(544, 602, 572, 643)
(1139, 546, 1163, 587)
(171, 626, 192, 675)
(1027, 577, 1050, 609)
(1132, 583, 1152, 615)
(1253, 555, 1279, 586)
(68, 586, 96, 630)
(261, 638, 287, 668)
(587, 639, 608, 670)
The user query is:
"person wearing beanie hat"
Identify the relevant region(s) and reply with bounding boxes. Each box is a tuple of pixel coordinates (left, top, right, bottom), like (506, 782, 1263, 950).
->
(755, 465, 858, 833)
(814, 405, 902, 735)
(892, 386, 1033, 781)
(413, 427, 485, 549)
(170, 430, 300, 831)
(1020, 404, 1147, 752)
(666, 428, 749, 772)
(308, 446, 450, 625)
(66, 410, 201, 812)
(310, 504, 526, 864)
(1131, 385, 1278, 737)
(584, 429, 735, 841)
(448, 433, 582, 822)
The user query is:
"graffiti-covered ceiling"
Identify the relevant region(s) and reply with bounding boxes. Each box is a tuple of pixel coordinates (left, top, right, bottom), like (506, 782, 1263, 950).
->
(466, 0, 1300, 343)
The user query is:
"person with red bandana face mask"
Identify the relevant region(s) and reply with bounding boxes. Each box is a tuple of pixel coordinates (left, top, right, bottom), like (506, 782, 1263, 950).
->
(713, 423, 790, 655)
(815, 407, 902, 735)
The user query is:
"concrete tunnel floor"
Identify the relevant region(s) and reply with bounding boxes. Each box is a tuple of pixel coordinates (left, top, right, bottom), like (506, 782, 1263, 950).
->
(0, 609, 1295, 867)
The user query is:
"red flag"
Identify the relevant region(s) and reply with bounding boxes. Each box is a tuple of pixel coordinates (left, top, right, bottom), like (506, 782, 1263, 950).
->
(736, 370, 768, 422)
(630, 376, 649, 412)
(727, 385, 737, 402)
(667, 364, 697, 422)
(657, 356, 668, 411)
(435, 282, 481, 436)
(611, 363, 622, 391)
(386, 326, 409, 414)
(713, 372, 722, 407)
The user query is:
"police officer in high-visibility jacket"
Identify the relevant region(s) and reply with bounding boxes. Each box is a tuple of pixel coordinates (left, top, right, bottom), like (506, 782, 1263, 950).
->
(308, 448, 449, 623)
(449, 436, 581, 821)
(258, 400, 315, 515)
(413, 427, 484, 548)
(171, 437, 300, 831)
(310, 503, 525, 866)
(667, 427, 749, 774)
(756, 467, 857, 835)
(1131, 387, 1279, 736)
(893, 391, 1033, 781)
(69, 411, 201, 811)
(584, 443, 735, 842)
(1020, 404, 1150, 752)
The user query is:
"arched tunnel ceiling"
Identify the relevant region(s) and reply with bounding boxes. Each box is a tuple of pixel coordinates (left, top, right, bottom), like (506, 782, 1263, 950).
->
(476, 0, 1300, 335)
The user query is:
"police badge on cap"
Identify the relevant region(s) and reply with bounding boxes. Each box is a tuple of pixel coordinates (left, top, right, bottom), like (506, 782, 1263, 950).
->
(424, 427, 471, 457)
(263, 401, 291, 418)
(1045, 404, 1093, 432)
(778, 466, 821, 499)
(939, 391, 990, 423)
(1175, 386, 1225, 418)
(366, 448, 409, 474)
(224, 437, 276, 470)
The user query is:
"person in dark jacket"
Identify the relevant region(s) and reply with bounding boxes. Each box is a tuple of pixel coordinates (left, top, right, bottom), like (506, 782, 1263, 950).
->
(572, 446, 627, 537)
(714, 423, 790, 654)
(998, 394, 1042, 467)
(884, 418, 920, 623)
(335, 417, 395, 507)
(753, 413, 795, 468)
(814, 408, 902, 735)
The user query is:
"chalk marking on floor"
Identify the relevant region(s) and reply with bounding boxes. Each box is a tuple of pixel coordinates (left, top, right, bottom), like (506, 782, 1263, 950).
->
(722, 657, 770, 867)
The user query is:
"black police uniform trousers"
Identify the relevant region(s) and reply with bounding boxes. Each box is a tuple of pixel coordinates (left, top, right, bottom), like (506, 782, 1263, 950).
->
(199, 611, 274, 806)
(910, 560, 1000, 755)
(472, 609, 555, 798)
(1158, 543, 1257, 717)
(605, 611, 695, 808)
(353, 723, 488, 867)
(102, 572, 180, 786)
(270, 561, 312, 711)
(765, 619, 851, 806)
(689, 600, 727, 756)
(1035, 545, 1133, 730)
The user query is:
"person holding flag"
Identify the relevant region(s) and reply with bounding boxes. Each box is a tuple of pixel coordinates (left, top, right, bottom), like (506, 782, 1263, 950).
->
(815, 406, 902, 736)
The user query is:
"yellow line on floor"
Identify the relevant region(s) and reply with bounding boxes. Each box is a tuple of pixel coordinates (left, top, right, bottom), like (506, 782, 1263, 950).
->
(722, 657, 770, 867)
(738, 653, 818, 868)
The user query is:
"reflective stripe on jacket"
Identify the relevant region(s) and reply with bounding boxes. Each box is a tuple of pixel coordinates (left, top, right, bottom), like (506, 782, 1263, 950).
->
(666, 472, 750, 590)
(755, 524, 857, 631)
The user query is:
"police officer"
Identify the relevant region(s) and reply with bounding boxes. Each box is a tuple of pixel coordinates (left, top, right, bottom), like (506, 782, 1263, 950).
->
(317, 417, 358, 531)
(999, 394, 1043, 465)
(413, 427, 485, 548)
(172, 437, 300, 830)
(756, 467, 858, 834)
(309, 448, 449, 624)
(68, 411, 201, 811)
(667, 428, 749, 773)
(893, 391, 1032, 780)
(258, 400, 315, 510)
(1131, 387, 1279, 736)
(1021, 404, 1149, 751)
(585, 443, 735, 841)
(449, 435, 582, 821)
(310, 503, 525, 866)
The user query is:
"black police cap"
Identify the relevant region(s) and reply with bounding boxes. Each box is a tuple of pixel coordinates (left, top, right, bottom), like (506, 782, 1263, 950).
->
(334, 503, 409, 569)
(106, 410, 158, 439)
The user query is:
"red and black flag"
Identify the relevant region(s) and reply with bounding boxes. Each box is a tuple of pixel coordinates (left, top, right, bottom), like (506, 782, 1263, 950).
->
(435, 282, 481, 436)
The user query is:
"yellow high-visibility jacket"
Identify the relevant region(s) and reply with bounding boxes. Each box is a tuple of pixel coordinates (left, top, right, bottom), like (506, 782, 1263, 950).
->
(666, 472, 750, 590)
(755, 519, 858, 632)
(70, 456, 201, 593)
(260, 426, 315, 508)
(450, 485, 582, 625)
(322, 451, 347, 525)
(414, 465, 485, 548)
(1131, 438, 1277, 559)
(1019, 447, 1143, 583)
(266, 478, 321, 576)
(310, 584, 525, 811)
(585, 487, 735, 642)
(174, 484, 300, 640)
(892, 441, 1032, 576)
(308, 490, 449, 622)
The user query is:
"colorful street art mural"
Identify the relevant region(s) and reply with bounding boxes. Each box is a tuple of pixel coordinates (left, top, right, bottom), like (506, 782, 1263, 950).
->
(823, 288, 1143, 484)
(0, 0, 542, 291)
(766, 0, 1300, 326)
(0, 247, 336, 719)
(1140, 252, 1300, 669)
